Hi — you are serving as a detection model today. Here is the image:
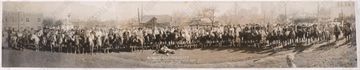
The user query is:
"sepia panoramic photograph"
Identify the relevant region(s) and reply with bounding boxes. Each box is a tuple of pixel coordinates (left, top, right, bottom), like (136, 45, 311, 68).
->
(1, 1, 357, 68)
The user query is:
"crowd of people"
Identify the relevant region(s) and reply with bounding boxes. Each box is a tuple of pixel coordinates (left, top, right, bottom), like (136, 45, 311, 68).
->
(3, 22, 354, 54)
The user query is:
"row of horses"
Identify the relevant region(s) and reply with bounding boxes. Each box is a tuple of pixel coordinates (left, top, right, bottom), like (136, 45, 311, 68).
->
(3, 23, 353, 54)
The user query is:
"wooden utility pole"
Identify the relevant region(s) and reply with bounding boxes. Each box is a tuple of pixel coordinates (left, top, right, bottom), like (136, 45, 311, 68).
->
(284, 1, 287, 23)
(341, 2, 344, 24)
(317, 2, 320, 22)
(137, 8, 140, 24)
(141, 4, 144, 21)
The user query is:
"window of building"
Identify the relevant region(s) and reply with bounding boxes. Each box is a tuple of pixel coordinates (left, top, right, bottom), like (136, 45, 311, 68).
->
(26, 18, 29, 22)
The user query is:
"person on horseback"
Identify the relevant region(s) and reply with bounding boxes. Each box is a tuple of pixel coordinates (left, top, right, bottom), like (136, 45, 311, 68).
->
(334, 24, 341, 40)
(30, 30, 41, 52)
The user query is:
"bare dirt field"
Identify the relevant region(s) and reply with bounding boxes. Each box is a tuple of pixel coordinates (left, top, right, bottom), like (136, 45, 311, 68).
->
(2, 38, 356, 68)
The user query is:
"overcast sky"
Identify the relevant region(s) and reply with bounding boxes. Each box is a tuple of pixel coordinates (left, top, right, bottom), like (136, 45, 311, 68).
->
(3, 1, 355, 21)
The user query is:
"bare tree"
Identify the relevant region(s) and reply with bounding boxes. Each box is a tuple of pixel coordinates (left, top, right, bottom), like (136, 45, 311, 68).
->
(171, 11, 189, 26)
(199, 7, 216, 26)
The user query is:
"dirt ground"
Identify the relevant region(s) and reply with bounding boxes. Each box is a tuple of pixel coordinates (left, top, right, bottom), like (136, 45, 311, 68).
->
(2, 37, 357, 68)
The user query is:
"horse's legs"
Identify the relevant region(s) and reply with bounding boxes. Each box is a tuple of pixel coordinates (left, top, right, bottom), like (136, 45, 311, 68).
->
(50, 45, 53, 53)
(60, 45, 63, 52)
(74, 47, 77, 54)
(91, 46, 94, 55)
(58, 45, 61, 53)
(131, 46, 134, 52)
(35, 45, 39, 52)
(66, 46, 69, 53)
(82, 47, 85, 54)
(78, 47, 81, 54)
(69, 46, 73, 53)
(141, 44, 144, 52)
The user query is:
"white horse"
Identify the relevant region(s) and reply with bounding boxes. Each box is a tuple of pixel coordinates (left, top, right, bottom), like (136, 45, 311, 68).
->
(95, 30, 103, 50)
(182, 29, 192, 46)
(49, 33, 57, 52)
(87, 30, 96, 54)
(9, 33, 18, 49)
(30, 34, 40, 51)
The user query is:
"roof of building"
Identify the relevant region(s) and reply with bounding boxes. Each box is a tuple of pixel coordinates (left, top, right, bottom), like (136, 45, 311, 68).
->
(140, 15, 172, 23)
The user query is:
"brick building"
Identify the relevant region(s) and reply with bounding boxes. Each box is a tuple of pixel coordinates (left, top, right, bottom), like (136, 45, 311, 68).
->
(3, 11, 43, 30)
